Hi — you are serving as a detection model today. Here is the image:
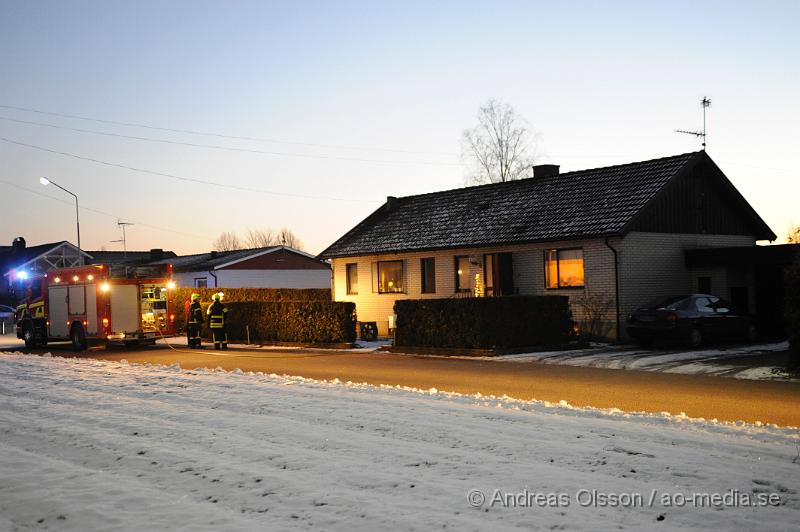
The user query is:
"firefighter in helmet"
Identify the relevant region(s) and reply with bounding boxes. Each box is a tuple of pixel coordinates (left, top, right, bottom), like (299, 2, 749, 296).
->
(187, 293, 203, 348)
(206, 292, 229, 350)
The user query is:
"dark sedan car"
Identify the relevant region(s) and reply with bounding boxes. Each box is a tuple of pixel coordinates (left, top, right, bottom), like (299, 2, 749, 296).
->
(626, 294, 757, 347)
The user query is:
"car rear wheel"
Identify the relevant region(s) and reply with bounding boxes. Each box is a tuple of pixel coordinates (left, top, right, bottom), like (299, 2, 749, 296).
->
(70, 324, 88, 352)
(688, 328, 703, 348)
(22, 322, 38, 349)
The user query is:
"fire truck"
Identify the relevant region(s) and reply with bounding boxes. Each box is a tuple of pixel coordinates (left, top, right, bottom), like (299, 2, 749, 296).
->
(14, 263, 176, 351)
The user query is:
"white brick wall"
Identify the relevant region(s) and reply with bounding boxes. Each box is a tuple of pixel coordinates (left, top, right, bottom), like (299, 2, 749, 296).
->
(331, 237, 620, 336)
(618, 232, 754, 322)
(331, 232, 757, 338)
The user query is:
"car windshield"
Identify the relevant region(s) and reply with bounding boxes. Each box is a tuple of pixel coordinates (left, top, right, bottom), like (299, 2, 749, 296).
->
(643, 296, 689, 310)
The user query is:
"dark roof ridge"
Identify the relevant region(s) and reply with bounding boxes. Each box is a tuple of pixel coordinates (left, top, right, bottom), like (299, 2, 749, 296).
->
(392, 151, 702, 202)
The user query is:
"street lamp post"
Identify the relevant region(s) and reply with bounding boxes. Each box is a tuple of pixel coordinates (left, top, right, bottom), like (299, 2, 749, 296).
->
(40, 177, 81, 252)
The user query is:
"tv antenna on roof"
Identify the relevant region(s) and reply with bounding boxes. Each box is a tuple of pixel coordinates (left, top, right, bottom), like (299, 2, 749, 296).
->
(675, 96, 711, 150)
(116, 220, 134, 259)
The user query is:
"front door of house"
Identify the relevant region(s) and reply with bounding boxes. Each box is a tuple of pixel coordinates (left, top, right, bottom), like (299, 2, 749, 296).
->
(497, 252, 514, 296)
(484, 253, 514, 296)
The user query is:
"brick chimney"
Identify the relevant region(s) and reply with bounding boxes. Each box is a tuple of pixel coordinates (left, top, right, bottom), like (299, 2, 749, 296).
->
(11, 237, 26, 253)
(149, 248, 164, 261)
(532, 164, 560, 178)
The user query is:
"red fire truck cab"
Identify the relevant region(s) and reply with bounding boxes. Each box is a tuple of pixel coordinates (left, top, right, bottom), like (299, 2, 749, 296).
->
(15, 263, 176, 351)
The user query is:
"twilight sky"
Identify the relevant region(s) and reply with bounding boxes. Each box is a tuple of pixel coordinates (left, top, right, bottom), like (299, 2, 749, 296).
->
(1, 0, 798, 255)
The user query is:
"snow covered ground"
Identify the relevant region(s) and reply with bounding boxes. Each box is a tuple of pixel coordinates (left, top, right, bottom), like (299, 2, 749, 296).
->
(473, 341, 795, 381)
(1, 352, 798, 531)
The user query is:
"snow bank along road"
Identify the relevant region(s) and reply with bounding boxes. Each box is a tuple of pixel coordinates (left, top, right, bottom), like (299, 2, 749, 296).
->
(1, 353, 799, 531)
(20, 342, 800, 427)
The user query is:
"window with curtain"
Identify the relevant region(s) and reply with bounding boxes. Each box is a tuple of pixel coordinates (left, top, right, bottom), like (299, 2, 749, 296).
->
(346, 263, 358, 295)
(377, 261, 404, 293)
(421, 258, 436, 293)
(544, 249, 585, 289)
(455, 256, 471, 292)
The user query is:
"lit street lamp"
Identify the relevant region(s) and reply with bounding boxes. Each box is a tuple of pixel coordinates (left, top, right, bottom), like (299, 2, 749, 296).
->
(40, 177, 81, 252)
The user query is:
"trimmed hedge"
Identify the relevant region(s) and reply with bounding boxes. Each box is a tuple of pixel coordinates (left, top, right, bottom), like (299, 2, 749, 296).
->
(786, 258, 800, 369)
(226, 301, 356, 344)
(185, 301, 356, 344)
(394, 296, 573, 349)
(170, 287, 330, 332)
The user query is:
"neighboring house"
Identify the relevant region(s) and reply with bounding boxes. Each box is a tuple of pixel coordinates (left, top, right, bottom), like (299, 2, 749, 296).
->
(319, 151, 776, 338)
(148, 246, 331, 289)
(1, 237, 91, 303)
(86, 249, 177, 266)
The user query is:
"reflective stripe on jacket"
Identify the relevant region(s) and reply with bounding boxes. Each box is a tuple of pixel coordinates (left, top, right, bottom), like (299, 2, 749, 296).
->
(207, 301, 228, 328)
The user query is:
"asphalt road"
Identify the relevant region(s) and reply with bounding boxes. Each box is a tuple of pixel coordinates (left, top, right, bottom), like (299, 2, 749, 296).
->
(3, 337, 800, 427)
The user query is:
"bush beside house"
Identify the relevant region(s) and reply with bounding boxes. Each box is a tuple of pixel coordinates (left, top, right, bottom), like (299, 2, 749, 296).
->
(786, 258, 800, 369)
(394, 296, 573, 349)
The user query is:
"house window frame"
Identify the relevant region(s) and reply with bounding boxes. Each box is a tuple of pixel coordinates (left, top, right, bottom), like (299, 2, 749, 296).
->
(194, 278, 208, 289)
(377, 260, 405, 294)
(454, 255, 471, 292)
(421, 257, 436, 294)
(544, 248, 585, 290)
(345, 263, 358, 295)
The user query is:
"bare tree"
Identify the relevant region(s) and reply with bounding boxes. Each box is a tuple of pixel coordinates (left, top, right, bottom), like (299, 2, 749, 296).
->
(212, 231, 243, 252)
(461, 99, 536, 184)
(246, 228, 277, 248)
(277, 228, 304, 250)
(788, 224, 800, 244)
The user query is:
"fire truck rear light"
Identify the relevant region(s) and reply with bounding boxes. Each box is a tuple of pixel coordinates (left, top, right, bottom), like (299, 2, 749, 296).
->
(169, 314, 175, 322)
(102, 318, 109, 327)
(167, 281, 176, 290)
(73, 275, 79, 282)
(101, 283, 110, 292)
(83, 321, 88, 326)
(54, 277, 61, 283)
(87, 274, 94, 281)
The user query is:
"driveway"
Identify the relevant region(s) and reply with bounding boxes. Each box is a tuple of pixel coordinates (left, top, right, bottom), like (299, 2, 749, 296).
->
(468, 341, 795, 381)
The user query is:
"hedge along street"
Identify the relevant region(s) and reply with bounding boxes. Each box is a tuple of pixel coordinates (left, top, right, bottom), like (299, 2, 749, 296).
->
(394, 296, 573, 349)
(22, 344, 800, 427)
(167, 288, 354, 344)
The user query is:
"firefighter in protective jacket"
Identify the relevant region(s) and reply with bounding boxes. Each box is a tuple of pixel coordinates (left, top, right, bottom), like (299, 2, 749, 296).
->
(206, 292, 229, 350)
(187, 293, 203, 348)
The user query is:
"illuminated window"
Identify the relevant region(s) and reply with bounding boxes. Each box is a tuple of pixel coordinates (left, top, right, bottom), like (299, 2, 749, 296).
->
(421, 258, 436, 294)
(545, 249, 585, 289)
(377, 261, 404, 293)
(455, 256, 471, 292)
(346, 263, 358, 295)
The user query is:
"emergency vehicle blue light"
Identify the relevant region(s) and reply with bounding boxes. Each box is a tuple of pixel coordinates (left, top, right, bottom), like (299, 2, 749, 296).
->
(16, 271, 28, 280)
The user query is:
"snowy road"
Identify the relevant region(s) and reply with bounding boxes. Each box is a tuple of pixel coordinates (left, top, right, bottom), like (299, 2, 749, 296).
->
(1, 352, 799, 531)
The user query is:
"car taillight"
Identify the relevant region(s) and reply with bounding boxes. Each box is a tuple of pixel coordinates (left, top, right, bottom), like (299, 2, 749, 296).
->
(666, 313, 678, 322)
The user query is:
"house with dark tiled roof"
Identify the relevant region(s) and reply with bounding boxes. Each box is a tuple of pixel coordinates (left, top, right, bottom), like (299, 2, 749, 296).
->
(319, 152, 776, 338)
(146, 246, 331, 289)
